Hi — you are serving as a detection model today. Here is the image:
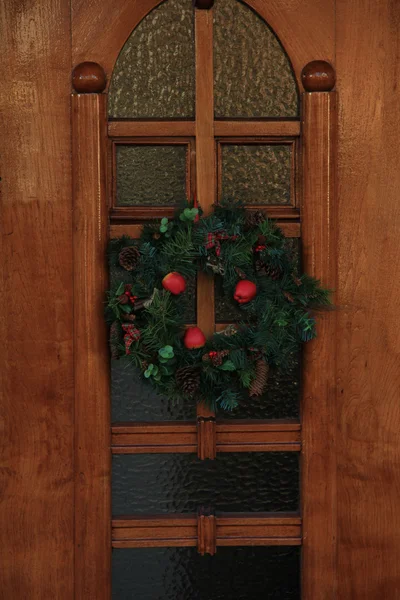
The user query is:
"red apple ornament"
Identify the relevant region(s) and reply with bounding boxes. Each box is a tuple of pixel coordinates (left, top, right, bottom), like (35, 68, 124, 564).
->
(184, 326, 206, 349)
(234, 280, 257, 304)
(162, 272, 186, 295)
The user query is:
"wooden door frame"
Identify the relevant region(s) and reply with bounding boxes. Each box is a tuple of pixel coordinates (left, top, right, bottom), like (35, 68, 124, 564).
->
(71, 3, 337, 598)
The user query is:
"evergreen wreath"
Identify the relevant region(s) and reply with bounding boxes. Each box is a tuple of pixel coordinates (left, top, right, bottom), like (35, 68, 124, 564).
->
(106, 201, 331, 412)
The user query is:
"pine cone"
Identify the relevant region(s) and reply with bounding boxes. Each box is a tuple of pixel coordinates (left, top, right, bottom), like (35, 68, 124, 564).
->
(118, 246, 140, 271)
(176, 366, 201, 397)
(257, 263, 282, 280)
(249, 359, 269, 397)
(245, 210, 267, 229)
(109, 321, 120, 360)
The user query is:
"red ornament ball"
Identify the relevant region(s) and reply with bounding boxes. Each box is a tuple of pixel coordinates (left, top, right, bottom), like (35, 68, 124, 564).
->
(234, 280, 257, 304)
(162, 272, 186, 295)
(184, 326, 206, 349)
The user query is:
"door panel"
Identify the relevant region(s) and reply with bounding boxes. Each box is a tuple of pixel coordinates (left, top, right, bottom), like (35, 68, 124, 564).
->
(71, 0, 336, 598)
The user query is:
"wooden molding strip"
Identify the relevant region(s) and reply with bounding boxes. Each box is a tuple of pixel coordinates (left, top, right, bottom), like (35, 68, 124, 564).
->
(301, 90, 338, 597)
(111, 420, 301, 454)
(214, 120, 300, 137)
(72, 93, 111, 597)
(109, 206, 300, 224)
(112, 513, 301, 549)
(107, 120, 300, 139)
(108, 120, 196, 137)
(198, 509, 217, 555)
(110, 221, 300, 240)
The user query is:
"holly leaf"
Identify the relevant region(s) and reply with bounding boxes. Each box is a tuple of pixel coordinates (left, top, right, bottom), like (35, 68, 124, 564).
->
(218, 360, 236, 371)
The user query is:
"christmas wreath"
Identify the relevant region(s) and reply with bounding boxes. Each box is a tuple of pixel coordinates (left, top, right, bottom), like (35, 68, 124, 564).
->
(106, 201, 331, 412)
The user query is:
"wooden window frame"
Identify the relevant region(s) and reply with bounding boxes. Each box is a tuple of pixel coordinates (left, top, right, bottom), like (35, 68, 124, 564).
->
(71, 5, 337, 599)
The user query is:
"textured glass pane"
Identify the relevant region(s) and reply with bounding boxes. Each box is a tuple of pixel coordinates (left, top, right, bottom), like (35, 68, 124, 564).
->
(111, 362, 197, 422)
(112, 546, 300, 599)
(221, 144, 292, 205)
(109, 0, 195, 118)
(110, 260, 196, 422)
(224, 352, 301, 419)
(213, 0, 298, 118)
(112, 452, 299, 514)
(116, 145, 187, 206)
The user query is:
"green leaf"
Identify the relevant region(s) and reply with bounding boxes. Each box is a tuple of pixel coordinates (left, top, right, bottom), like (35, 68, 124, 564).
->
(161, 217, 168, 225)
(119, 304, 132, 314)
(218, 360, 236, 371)
(160, 225, 168, 233)
(115, 282, 125, 296)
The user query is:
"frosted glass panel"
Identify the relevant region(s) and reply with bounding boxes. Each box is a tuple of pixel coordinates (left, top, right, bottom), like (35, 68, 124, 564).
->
(112, 452, 299, 514)
(221, 144, 292, 205)
(214, 0, 298, 118)
(116, 145, 187, 206)
(112, 546, 300, 599)
(109, 0, 195, 118)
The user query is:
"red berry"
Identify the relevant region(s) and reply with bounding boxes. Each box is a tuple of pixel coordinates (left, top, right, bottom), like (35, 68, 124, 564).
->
(233, 280, 257, 304)
(184, 326, 206, 349)
(162, 272, 186, 295)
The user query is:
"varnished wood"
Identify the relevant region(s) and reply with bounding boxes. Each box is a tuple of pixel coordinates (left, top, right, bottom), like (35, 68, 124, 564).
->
(72, 93, 111, 600)
(197, 510, 216, 555)
(197, 417, 217, 460)
(108, 120, 300, 139)
(111, 420, 301, 454)
(336, 2, 400, 597)
(0, 1, 74, 597)
(214, 120, 301, 137)
(301, 90, 338, 598)
(194, 9, 216, 427)
(110, 221, 301, 239)
(301, 60, 336, 92)
(109, 121, 196, 138)
(112, 513, 301, 549)
(72, 0, 334, 91)
(72, 61, 107, 93)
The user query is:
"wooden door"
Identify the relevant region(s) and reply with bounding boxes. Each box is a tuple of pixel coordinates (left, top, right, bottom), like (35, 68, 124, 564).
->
(4, 0, 400, 599)
(72, 1, 335, 598)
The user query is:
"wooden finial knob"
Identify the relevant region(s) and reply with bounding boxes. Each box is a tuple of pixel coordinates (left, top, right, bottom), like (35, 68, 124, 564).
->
(72, 62, 106, 93)
(301, 61, 335, 92)
(193, 0, 214, 8)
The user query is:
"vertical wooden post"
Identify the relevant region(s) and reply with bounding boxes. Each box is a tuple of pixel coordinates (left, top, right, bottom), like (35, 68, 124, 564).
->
(301, 61, 337, 599)
(195, 9, 217, 453)
(72, 63, 111, 599)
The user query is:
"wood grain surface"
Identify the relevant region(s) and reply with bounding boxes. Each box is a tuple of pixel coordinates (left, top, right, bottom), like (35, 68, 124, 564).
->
(336, 1, 400, 597)
(1, 0, 400, 597)
(0, 1, 74, 598)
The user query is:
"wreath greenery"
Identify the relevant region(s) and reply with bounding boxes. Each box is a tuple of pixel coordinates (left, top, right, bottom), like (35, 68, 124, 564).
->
(106, 201, 331, 412)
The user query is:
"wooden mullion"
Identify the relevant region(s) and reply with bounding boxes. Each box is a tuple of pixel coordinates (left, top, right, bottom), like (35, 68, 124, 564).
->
(112, 513, 302, 549)
(108, 121, 196, 138)
(110, 221, 301, 239)
(195, 9, 216, 425)
(301, 90, 337, 597)
(108, 120, 300, 139)
(111, 420, 301, 454)
(214, 120, 300, 137)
